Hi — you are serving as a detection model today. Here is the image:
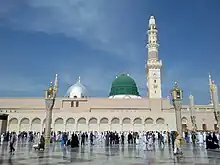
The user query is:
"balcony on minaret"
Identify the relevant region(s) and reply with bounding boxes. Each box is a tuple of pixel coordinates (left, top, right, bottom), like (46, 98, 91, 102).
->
(147, 60, 162, 69)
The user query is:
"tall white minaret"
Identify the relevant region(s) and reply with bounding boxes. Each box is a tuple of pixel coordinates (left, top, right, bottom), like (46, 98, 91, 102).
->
(146, 16, 162, 98)
(209, 74, 213, 104)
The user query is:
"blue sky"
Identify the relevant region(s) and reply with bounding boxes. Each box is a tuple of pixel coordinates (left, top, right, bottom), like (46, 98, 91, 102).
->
(0, 0, 219, 104)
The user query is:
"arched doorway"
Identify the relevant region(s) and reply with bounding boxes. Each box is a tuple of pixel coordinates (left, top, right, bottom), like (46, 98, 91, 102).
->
(66, 118, 75, 132)
(20, 118, 30, 131)
(77, 118, 86, 132)
(133, 118, 142, 132)
(54, 118, 64, 132)
(122, 118, 132, 132)
(156, 118, 165, 131)
(31, 118, 41, 132)
(181, 117, 188, 132)
(9, 118, 18, 132)
(202, 124, 207, 131)
(88, 118, 98, 132)
(100, 118, 109, 132)
(111, 118, 120, 132)
(144, 118, 154, 131)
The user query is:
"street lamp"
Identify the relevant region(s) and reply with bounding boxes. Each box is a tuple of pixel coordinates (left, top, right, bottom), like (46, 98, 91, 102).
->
(44, 74, 58, 144)
(189, 93, 197, 131)
(170, 81, 183, 136)
(210, 80, 220, 130)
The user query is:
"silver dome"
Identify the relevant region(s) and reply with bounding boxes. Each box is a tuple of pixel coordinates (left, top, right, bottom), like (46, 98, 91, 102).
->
(66, 77, 87, 98)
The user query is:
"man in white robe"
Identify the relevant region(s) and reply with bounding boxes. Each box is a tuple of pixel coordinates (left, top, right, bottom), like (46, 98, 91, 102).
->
(142, 134, 147, 151)
(203, 132, 206, 142)
(147, 134, 153, 151)
(197, 132, 203, 146)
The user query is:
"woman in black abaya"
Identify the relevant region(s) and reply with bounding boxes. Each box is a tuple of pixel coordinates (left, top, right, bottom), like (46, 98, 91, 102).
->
(212, 133, 219, 149)
(206, 133, 212, 149)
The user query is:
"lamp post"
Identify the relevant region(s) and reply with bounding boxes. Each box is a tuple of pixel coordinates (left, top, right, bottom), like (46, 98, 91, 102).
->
(44, 74, 58, 144)
(210, 80, 220, 131)
(170, 81, 183, 136)
(189, 93, 197, 131)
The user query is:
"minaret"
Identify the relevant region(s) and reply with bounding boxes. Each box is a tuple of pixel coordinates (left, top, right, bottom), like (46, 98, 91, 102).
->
(209, 74, 213, 104)
(146, 16, 162, 98)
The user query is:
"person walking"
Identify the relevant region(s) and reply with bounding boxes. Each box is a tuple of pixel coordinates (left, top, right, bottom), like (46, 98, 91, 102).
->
(174, 134, 183, 155)
(9, 132, 16, 154)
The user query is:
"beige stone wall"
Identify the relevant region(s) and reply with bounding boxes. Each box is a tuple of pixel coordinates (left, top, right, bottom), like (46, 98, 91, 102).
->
(0, 97, 216, 133)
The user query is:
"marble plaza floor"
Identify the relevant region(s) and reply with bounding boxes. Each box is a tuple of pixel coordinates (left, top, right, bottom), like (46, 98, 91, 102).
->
(0, 142, 220, 165)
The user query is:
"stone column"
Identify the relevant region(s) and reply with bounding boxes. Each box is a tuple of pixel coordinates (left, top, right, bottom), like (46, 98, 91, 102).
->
(45, 99, 54, 144)
(189, 94, 197, 131)
(170, 81, 183, 136)
(174, 101, 182, 136)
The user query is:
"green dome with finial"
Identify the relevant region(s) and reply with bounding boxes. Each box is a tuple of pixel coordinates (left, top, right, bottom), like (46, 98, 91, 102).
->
(109, 74, 140, 97)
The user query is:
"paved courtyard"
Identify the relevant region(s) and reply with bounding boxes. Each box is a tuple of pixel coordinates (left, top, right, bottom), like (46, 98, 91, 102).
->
(0, 142, 220, 165)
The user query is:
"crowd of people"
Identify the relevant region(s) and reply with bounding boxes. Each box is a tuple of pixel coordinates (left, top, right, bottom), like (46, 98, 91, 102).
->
(0, 130, 220, 155)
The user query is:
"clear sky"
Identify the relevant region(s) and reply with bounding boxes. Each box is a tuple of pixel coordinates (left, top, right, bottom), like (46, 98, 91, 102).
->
(0, 0, 219, 104)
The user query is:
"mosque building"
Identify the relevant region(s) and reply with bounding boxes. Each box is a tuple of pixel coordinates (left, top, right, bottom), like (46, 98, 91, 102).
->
(0, 16, 217, 134)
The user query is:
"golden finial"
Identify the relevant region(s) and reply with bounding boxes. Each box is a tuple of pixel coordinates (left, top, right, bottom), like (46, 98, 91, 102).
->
(47, 81, 54, 98)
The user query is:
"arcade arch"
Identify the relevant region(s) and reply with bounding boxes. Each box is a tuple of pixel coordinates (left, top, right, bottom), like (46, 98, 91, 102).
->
(88, 117, 98, 132)
(8, 118, 18, 132)
(77, 117, 86, 132)
(66, 118, 75, 132)
(156, 117, 165, 131)
(133, 118, 142, 132)
(144, 117, 154, 131)
(54, 118, 64, 132)
(111, 117, 120, 132)
(182, 117, 188, 131)
(100, 118, 109, 132)
(31, 118, 41, 132)
(20, 118, 30, 131)
(156, 118, 165, 124)
(122, 117, 132, 132)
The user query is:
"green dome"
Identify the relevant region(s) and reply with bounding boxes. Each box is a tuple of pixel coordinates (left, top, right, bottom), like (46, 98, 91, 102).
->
(109, 74, 140, 96)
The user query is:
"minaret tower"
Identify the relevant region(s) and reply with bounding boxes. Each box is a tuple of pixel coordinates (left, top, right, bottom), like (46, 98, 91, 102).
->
(209, 74, 213, 104)
(146, 16, 162, 98)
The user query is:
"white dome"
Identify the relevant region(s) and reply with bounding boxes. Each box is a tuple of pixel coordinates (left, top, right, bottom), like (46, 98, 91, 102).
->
(66, 77, 87, 98)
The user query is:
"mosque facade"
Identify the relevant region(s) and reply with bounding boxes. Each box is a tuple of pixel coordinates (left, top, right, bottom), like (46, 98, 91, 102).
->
(0, 16, 217, 134)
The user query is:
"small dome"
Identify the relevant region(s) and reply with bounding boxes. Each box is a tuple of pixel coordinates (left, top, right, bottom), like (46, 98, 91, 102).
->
(109, 74, 140, 99)
(66, 77, 87, 98)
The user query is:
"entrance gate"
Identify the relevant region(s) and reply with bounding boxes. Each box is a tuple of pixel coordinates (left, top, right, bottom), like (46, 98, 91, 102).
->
(0, 114, 8, 134)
